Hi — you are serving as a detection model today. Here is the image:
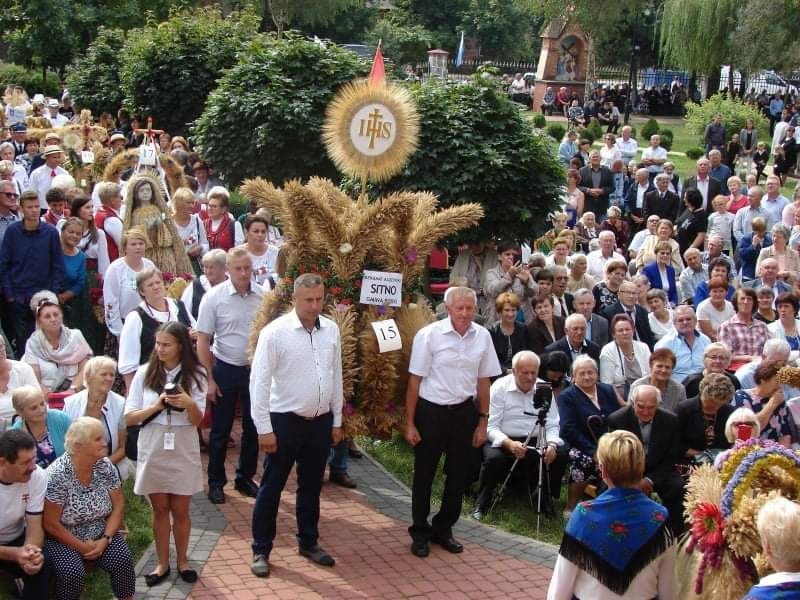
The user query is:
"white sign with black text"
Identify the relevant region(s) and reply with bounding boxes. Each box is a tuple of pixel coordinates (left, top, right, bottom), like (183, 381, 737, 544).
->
(371, 319, 402, 353)
(359, 270, 402, 307)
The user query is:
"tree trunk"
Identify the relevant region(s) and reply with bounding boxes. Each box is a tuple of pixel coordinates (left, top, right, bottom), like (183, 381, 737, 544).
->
(704, 67, 721, 100)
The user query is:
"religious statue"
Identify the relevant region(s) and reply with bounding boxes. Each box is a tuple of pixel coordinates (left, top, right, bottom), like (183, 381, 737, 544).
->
(122, 172, 193, 277)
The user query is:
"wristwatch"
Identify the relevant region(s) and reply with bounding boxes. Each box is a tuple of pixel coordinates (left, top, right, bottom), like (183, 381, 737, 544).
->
(478, 412, 489, 419)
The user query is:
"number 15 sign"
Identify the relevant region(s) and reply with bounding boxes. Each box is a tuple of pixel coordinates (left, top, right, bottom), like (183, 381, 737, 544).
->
(371, 319, 401, 353)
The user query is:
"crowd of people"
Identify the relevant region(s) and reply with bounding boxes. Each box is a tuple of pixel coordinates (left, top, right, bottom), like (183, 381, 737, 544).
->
(0, 78, 799, 599)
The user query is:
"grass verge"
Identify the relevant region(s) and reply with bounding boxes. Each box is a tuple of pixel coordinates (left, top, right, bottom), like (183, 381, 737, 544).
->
(360, 433, 567, 546)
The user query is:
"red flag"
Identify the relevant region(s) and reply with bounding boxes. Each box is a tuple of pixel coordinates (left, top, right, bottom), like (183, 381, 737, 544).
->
(369, 44, 385, 86)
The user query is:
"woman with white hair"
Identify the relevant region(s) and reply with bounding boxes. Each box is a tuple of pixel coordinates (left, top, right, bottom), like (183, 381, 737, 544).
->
(0, 141, 28, 191)
(0, 335, 38, 426)
(744, 497, 800, 598)
(63, 357, 129, 480)
(43, 416, 135, 600)
(10, 385, 72, 468)
(756, 222, 800, 275)
(171, 187, 208, 276)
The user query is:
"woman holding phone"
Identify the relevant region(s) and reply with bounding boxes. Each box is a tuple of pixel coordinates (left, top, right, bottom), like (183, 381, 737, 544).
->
(732, 363, 792, 448)
(124, 322, 206, 587)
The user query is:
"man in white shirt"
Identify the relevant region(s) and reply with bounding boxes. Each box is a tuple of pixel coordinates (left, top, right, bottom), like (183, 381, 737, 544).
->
(44, 99, 68, 128)
(472, 351, 566, 520)
(404, 286, 501, 557)
(616, 125, 638, 165)
(733, 186, 771, 242)
(762, 175, 789, 226)
(641, 134, 667, 178)
(26, 146, 67, 211)
(0, 430, 49, 599)
(249, 272, 343, 577)
(197, 247, 264, 505)
(586, 231, 625, 281)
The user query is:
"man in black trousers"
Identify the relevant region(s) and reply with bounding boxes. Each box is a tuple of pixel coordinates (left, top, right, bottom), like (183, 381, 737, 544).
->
(405, 286, 502, 557)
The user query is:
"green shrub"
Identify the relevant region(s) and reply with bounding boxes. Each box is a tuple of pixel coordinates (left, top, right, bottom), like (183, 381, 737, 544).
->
(659, 129, 674, 151)
(0, 63, 60, 98)
(66, 27, 126, 116)
(371, 76, 564, 241)
(120, 8, 259, 136)
(585, 118, 604, 142)
(193, 34, 369, 186)
(685, 93, 768, 144)
(532, 112, 547, 128)
(640, 118, 660, 141)
(546, 123, 566, 141)
(685, 147, 705, 160)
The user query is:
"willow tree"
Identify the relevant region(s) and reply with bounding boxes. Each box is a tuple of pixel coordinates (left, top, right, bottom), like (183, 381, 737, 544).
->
(734, 0, 800, 74)
(659, 0, 742, 90)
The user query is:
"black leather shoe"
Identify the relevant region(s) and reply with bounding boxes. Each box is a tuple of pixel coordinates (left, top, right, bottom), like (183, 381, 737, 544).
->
(431, 535, 464, 553)
(234, 478, 259, 498)
(299, 545, 335, 567)
(329, 471, 357, 489)
(410, 540, 429, 557)
(145, 567, 171, 587)
(207, 486, 225, 504)
(179, 568, 198, 583)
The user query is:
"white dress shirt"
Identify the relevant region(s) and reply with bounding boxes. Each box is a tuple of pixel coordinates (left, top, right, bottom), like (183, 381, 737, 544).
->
(487, 375, 562, 447)
(409, 318, 501, 405)
(616, 137, 638, 163)
(250, 310, 343, 435)
(28, 164, 69, 209)
(196, 279, 265, 366)
(586, 250, 626, 281)
(641, 146, 667, 174)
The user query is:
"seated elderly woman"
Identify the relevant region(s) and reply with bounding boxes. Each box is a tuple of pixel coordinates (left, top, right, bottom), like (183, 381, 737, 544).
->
(22, 291, 92, 394)
(635, 218, 682, 273)
(744, 497, 800, 598)
(629, 348, 687, 413)
(0, 336, 39, 427)
(567, 254, 596, 292)
(547, 431, 675, 600)
(599, 314, 651, 406)
(733, 363, 793, 447)
(63, 357, 129, 480)
(43, 417, 135, 600)
(11, 385, 72, 468)
(682, 341, 741, 399)
(556, 356, 619, 517)
(677, 372, 735, 465)
(641, 242, 679, 307)
(646, 289, 675, 342)
(712, 407, 761, 468)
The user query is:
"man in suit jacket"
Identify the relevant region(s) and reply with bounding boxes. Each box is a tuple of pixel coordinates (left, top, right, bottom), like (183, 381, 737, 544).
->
(743, 257, 792, 296)
(643, 173, 681, 222)
(550, 265, 574, 319)
(601, 281, 655, 349)
(623, 168, 654, 233)
(607, 384, 685, 534)
(545, 314, 601, 362)
(682, 157, 722, 211)
(578, 150, 614, 219)
(572, 288, 609, 347)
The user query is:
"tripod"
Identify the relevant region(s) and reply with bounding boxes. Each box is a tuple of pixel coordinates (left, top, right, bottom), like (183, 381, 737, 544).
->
(488, 383, 553, 536)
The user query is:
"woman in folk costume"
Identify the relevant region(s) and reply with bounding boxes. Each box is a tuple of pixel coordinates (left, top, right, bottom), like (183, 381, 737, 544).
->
(547, 430, 675, 600)
(122, 172, 193, 277)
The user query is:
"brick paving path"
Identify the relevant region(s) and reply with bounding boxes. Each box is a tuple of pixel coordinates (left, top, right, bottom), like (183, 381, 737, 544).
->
(134, 443, 557, 600)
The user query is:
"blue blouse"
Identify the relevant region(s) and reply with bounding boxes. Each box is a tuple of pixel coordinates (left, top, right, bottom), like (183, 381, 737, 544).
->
(63, 250, 86, 297)
(733, 389, 792, 441)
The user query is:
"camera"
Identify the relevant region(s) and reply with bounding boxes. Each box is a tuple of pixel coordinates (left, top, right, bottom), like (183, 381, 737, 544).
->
(533, 381, 553, 411)
(162, 382, 185, 412)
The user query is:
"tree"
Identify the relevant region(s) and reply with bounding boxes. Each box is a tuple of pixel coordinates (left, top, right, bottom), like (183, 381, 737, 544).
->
(119, 8, 260, 136)
(659, 0, 741, 75)
(460, 0, 542, 61)
(364, 19, 434, 69)
(193, 34, 369, 186)
(259, 0, 360, 35)
(372, 72, 564, 241)
(733, 0, 800, 75)
(66, 27, 127, 116)
(301, 3, 379, 43)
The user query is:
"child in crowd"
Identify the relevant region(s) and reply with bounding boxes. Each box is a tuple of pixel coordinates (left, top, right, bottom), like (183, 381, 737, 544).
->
(753, 142, 769, 184)
(707, 194, 735, 253)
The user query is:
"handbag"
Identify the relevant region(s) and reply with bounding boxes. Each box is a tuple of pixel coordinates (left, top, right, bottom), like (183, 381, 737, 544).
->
(125, 408, 162, 461)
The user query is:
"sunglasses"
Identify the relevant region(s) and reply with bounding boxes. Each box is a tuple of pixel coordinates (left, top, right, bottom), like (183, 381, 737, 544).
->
(2, 192, 19, 198)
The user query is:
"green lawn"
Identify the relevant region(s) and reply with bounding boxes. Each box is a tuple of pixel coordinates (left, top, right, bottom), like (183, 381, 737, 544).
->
(0, 479, 152, 599)
(361, 433, 567, 546)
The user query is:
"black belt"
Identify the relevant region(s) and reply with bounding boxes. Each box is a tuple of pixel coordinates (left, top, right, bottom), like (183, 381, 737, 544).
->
(419, 396, 474, 409)
(290, 411, 330, 421)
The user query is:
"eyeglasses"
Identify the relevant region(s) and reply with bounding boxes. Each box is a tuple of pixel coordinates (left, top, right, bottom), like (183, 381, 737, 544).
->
(2, 192, 19, 198)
